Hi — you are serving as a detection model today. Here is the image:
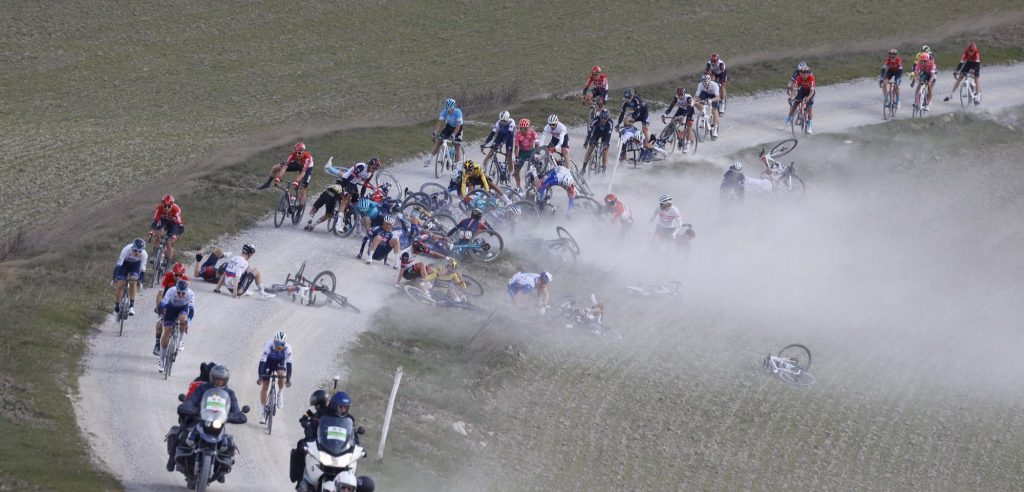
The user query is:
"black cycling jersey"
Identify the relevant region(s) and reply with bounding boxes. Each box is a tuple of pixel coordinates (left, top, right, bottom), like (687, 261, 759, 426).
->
(617, 96, 650, 126)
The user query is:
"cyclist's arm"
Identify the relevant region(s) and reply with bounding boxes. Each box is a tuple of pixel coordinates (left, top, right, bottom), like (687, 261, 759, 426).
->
(139, 251, 148, 273)
(664, 98, 677, 115)
(538, 284, 549, 306)
(459, 173, 469, 198)
(454, 272, 467, 289)
(483, 129, 496, 145)
(616, 104, 626, 126)
(480, 173, 491, 193)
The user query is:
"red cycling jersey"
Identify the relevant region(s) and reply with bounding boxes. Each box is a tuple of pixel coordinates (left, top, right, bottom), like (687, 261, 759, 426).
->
(153, 204, 184, 225)
(793, 73, 815, 91)
(609, 201, 631, 222)
(185, 380, 204, 399)
(515, 128, 538, 150)
(916, 58, 936, 76)
(584, 73, 609, 91)
(961, 48, 981, 63)
(160, 272, 190, 290)
(286, 150, 314, 171)
(883, 56, 903, 71)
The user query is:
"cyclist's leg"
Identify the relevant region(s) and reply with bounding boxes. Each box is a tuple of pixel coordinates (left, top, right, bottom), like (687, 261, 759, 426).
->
(178, 312, 189, 335)
(159, 314, 174, 352)
(259, 374, 270, 407)
(298, 169, 312, 205)
(276, 368, 287, 392)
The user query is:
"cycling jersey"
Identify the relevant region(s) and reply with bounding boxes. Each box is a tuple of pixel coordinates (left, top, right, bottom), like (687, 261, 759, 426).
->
(152, 204, 184, 226)
(696, 80, 721, 99)
(541, 122, 569, 148)
(507, 272, 540, 297)
(116, 244, 148, 269)
(355, 198, 380, 219)
(960, 48, 981, 63)
(340, 163, 373, 185)
(449, 217, 488, 240)
(665, 94, 695, 118)
(651, 205, 682, 229)
(883, 56, 904, 72)
(792, 73, 815, 91)
(222, 255, 248, 285)
(705, 59, 727, 75)
(619, 125, 643, 144)
(583, 73, 609, 91)
(367, 226, 396, 260)
(515, 128, 538, 150)
(438, 108, 464, 128)
(538, 167, 576, 206)
(426, 270, 466, 290)
(588, 118, 614, 145)
(915, 58, 936, 78)
(608, 201, 632, 223)
(259, 339, 293, 366)
(160, 272, 190, 291)
(484, 118, 515, 150)
(286, 150, 314, 172)
(461, 167, 491, 197)
(914, 51, 934, 66)
(617, 96, 650, 126)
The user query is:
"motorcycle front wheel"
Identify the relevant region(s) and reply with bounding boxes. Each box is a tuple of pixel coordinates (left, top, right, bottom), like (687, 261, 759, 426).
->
(195, 452, 213, 492)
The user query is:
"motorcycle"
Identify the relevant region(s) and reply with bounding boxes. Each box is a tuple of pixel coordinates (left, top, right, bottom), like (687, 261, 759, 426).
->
(298, 414, 367, 492)
(166, 388, 249, 491)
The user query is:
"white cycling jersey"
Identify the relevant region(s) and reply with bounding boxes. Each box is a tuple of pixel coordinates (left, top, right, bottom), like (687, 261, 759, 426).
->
(706, 59, 727, 74)
(509, 272, 540, 288)
(259, 339, 294, 364)
(549, 166, 574, 187)
(651, 205, 682, 229)
(161, 287, 195, 309)
(492, 118, 515, 133)
(541, 122, 568, 147)
(222, 255, 249, 288)
(696, 80, 721, 98)
(116, 244, 149, 269)
(341, 163, 373, 184)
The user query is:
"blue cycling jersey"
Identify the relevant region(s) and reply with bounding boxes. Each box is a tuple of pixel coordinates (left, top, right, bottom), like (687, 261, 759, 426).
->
(356, 199, 380, 219)
(438, 108, 464, 127)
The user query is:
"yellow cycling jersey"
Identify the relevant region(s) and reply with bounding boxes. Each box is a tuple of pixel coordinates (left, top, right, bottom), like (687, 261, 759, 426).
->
(425, 270, 466, 289)
(460, 166, 491, 196)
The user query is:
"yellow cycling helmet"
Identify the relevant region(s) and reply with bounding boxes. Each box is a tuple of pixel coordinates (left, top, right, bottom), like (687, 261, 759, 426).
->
(463, 160, 478, 173)
(446, 258, 458, 269)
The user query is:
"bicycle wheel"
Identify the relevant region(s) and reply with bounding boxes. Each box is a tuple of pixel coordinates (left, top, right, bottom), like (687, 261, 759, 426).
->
(572, 196, 603, 218)
(882, 91, 890, 121)
(467, 229, 504, 262)
(555, 226, 580, 255)
(162, 332, 176, 380)
(773, 173, 806, 199)
(513, 201, 541, 230)
(547, 243, 577, 270)
(791, 111, 802, 137)
(327, 211, 339, 234)
(404, 285, 437, 306)
(274, 192, 288, 228)
(419, 182, 453, 211)
(336, 208, 358, 238)
(657, 124, 677, 155)
(310, 270, 337, 306)
(959, 80, 970, 109)
(769, 138, 798, 158)
(572, 169, 592, 197)
(696, 115, 709, 142)
(375, 171, 403, 200)
(458, 274, 485, 297)
(434, 149, 444, 179)
(429, 213, 457, 234)
(290, 200, 304, 225)
(266, 387, 276, 434)
(778, 343, 812, 371)
(118, 294, 129, 336)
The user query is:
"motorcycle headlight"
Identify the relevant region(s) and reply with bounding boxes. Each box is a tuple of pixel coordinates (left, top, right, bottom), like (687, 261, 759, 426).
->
(212, 420, 223, 430)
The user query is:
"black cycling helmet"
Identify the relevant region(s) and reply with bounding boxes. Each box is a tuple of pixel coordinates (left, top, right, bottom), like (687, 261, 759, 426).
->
(242, 244, 255, 255)
(309, 389, 329, 409)
(357, 475, 376, 492)
(175, 279, 189, 292)
(132, 238, 146, 251)
(470, 208, 483, 219)
(368, 157, 381, 168)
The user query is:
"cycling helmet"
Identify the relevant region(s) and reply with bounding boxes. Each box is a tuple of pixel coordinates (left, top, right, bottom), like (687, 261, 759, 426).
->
(730, 162, 743, 171)
(658, 194, 672, 204)
(591, 65, 601, 74)
(383, 214, 396, 225)
(368, 157, 381, 168)
(209, 365, 230, 388)
(357, 476, 376, 492)
(162, 194, 175, 206)
(498, 110, 511, 121)
(598, 109, 610, 119)
(710, 53, 719, 62)
(336, 471, 358, 488)
(171, 262, 186, 275)
(309, 389, 329, 409)
(356, 197, 372, 209)
(604, 193, 617, 204)
(463, 160, 479, 172)
(242, 243, 255, 255)
(274, 331, 287, 343)
(295, 142, 306, 152)
(470, 207, 483, 219)
(445, 257, 458, 269)
(967, 42, 977, 51)
(444, 98, 457, 108)
(797, 61, 808, 71)
(175, 279, 189, 292)
(412, 240, 427, 254)
(330, 391, 352, 409)
(507, 203, 521, 215)
(540, 271, 553, 283)
(700, 73, 711, 82)
(132, 238, 146, 251)
(518, 118, 531, 129)
(888, 48, 898, 56)
(547, 114, 559, 125)
(623, 87, 635, 99)
(921, 45, 931, 53)
(676, 86, 686, 97)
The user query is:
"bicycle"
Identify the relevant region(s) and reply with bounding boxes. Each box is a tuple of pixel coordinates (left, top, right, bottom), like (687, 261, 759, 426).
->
(624, 280, 683, 297)
(694, 101, 714, 142)
(481, 145, 513, 187)
(656, 114, 698, 155)
(882, 78, 898, 120)
(549, 295, 622, 339)
(763, 343, 815, 386)
(958, 69, 978, 109)
(161, 319, 182, 380)
(522, 226, 581, 271)
(758, 139, 805, 199)
(463, 189, 540, 231)
(147, 232, 172, 289)
(790, 97, 811, 137)
(615, 125, 647, 168)
(582, 141, 608, 176)
(115, 285, 130, 336)
(273, 182, 304, 228)
(911, 78, 930, 118)
(434, 137, 457, 179)
(265, 261, 360, 312)
(261, 373, 284, 435)
(403, 284, 487, 313)
(443, 229, 505, 262)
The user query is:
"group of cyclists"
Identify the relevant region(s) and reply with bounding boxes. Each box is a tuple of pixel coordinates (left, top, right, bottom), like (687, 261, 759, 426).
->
(877, 42, 984, 114)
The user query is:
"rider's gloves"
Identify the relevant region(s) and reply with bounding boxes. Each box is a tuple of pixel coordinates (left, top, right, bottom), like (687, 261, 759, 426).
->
(195, 253, 203, 262)
(286, 379, 292, 388)
(139, 271, 146, 284)
(878, 79, 883, 87)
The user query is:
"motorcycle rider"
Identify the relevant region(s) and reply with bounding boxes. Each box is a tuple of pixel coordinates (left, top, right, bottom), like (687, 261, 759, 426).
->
(166, 365, 245, 473)
(290, 389, 331, 483)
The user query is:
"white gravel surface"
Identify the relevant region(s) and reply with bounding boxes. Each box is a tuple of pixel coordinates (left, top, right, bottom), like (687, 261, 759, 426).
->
(74, 63, 1024, 491)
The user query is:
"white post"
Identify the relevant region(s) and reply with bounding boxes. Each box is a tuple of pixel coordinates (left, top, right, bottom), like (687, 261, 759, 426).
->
(377, 366, 403, 459)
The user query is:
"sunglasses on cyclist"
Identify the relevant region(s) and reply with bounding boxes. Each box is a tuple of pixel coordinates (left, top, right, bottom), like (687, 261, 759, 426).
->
(273, 341, 286, 349)
(339, 486, 355, 492)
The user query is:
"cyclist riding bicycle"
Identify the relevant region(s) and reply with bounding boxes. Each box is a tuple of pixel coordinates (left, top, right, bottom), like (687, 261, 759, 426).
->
(360, 215, 402, 266)
(508, 271, 552, 312)
(480, 111, 516, 178)
(617, 88, 653, 155)
(582, 109, 613, 172)
(258, 331, 293, 423)
(663, 87, 697, 153)
(704, 53, 728, 114)
(651, 194, 682, 240)
(944, 42, 982, 104)
(193, 247, 226, 283)
(541, 114, 571, 166)
(603, 194, 633, 234)
(582, 66, 609, 105)
(423, 258, 469, 303)
(112, 238, 148, 316)
(785, 62, 815, 134)
(257, 142, 314, 208)
(536, 165, 576, 213)
(214, 244, 274, 298)
(720, 162, 746, 202)
(512, 119, 538, 191)
(878, 49, 905, 109)
(911, 53, 937, 111)
(157, 279, 195, 373)
(694, 74, 722, 139)
(152, 262, 190, 356)
(149, 194, 185, 263)
(424, 98, 464, 167)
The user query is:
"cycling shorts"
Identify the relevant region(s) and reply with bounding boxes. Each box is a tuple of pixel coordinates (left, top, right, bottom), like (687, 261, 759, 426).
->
(199, 265, 219, 282)
(698, 91, 721, 110)
(158, 219, 185, 237)
(883, 68, 904, 85)
(587, 130, 612, 146)
(371, 242, 392, 261)
(632, 107, 650, 126)
(285, 161, 313, 188)
(589, 86, 609, 101)
(669, 106, 695, 121)
(162, 304, 190, 327)
(960, 61, 981, 76)
(491, 131, 514, 151)
(793, 88, 815, 107)
(115, 261, 142, 281)
(918, 72, 934, 84)
(312, 191, 340, 214)
(464, 175, 486, 190)
(546, 135, 570, 149)
(507, 282, 534, 298)
(439, 124, 464, 141)
(516, 149, 536, 169)
(260, 359, 287, 379)
(711, 70, 727, 83)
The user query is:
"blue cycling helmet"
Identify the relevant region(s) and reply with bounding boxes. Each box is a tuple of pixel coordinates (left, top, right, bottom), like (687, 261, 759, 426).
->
(356, 198, 373, 211)
(175, 279, 189, 292)
(132, 238, 146, 251)
(445, 98, 456, 109)
(331, 391, 352, 408)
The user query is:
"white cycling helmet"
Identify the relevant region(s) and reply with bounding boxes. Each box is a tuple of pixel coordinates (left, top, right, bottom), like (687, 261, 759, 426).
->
(499, 110, 511, 121)
(383, 214, 397, 225)
(540, 271, 553, 283)
(445, 98, 457, 108)
(701, 73, 711, 83)
(730, 162, 743, 171)
(507, 204, 521, 215)
(547, 114, 559, 125)
(336, 471, 358, 488)
(274, 331, 287, 343)
(658, 194, 673, 204)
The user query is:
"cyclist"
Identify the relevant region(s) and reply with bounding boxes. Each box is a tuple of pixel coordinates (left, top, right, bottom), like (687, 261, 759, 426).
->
(149, 194, 184, 263)
(663, 87, 697, 153)
(480, 111, 516, 181)
(582, 109, 613, 172)
(157, 279, 195, 373)
(304, 182, 345, 231)
(112, 238, 148, 316)
(333, 158, 382, 223)
(395, 243, 445, 288)
(152, 262, 189, 356)
(460, 160, 511, 204)
(720, 162, 746, 203)
(617, 88, 653, 155)
(617, 115, 648, 163)
(258, 331, 293, 423)
(694, 74, 722, 140)
(651, 194, 682, 241)
(214, 244, 274, 298)
(582, 65, 609, 105)
(507, 271, 552, 311)
(360, 215, 402, 266)
(257, 142, 314, 208)
(541, 114, 571, 166)
(603, 194, 633, 234)
(423, 258, 469, 303)
(193, 247, 226, 283)
(785, 62, 815, 134)
(424, 98, 464, 167)
(512, 118, 538, 191)
(913, 45, 934, 70)
(704, 53, 728, 114)
(944, 42, 982, 104)
(911, 52, 936, 111)
(536, 165, 576, 213)
(878, 49, 905, 109)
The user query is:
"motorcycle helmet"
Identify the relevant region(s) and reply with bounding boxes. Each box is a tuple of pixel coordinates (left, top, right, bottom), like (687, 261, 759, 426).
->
(357, 476, 376, 492)
(330, 391, 352, 412)
(210, 365, 230, 388)
(309, 389, 329, 409)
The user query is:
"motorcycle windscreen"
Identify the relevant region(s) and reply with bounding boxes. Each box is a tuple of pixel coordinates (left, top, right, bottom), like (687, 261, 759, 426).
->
(198, 388, 231, 425)
(317, 415, 354, 456)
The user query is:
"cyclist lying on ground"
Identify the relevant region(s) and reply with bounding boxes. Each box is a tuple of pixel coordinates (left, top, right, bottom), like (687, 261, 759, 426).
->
(359, 215, 401, 266)
(460, 160, 511, 204)
(304, 182, 345, 231)
(193, 247, 226, 283)
(152, 262, 189, 356)
(326, 157, 382, 220)
(536, 165, 576, 213)
(423, 258, 468, 303)
(213, 244, 274, 298)
(508, 271, 553, 312)
(150, 194, 185, 262)
(618, 116, 650, 162)
(395, 244, 446, 287)
(603, 194, 633, 233)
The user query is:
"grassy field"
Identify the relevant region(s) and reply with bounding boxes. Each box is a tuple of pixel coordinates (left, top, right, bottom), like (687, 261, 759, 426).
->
(2, 1, 1024, 488)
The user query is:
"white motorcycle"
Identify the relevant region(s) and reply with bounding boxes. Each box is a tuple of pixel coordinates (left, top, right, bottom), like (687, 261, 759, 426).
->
(297, 415, 367, 492)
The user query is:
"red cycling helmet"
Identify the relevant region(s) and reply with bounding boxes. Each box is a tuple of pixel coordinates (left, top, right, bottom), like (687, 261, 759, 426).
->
(294, 142, 306, 152)
(162, 194, 175, 206)
(518, 118, 531, 129)
(967, 43, 977, 52)
(710, 53, 719, 62)
(604, 193, 617, 204)
(172, 262, 186, 275)
(591, 66, 601, 74)
(412, 240, 427, 254)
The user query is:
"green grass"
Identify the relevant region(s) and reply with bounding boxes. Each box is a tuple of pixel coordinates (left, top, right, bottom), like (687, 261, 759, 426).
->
(2, 2, 1024, 488)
